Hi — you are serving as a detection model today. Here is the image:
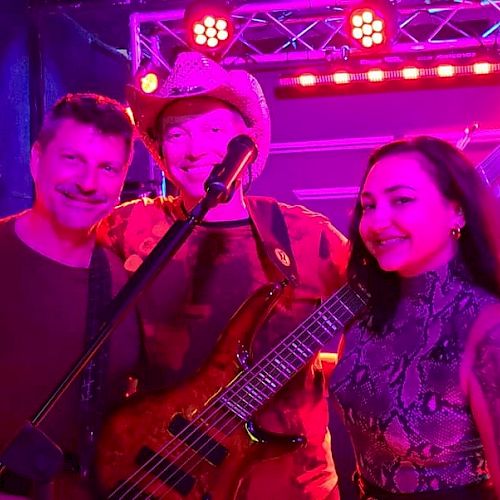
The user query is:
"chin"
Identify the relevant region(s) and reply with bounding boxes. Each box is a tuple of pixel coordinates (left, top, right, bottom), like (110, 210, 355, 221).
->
(377, 258, 407, 274)
(57, 215, 99, 234)
(181, 188, 206, 203)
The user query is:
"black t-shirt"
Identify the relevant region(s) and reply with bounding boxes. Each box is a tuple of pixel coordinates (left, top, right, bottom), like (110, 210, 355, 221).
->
(0, 216, 140, 494)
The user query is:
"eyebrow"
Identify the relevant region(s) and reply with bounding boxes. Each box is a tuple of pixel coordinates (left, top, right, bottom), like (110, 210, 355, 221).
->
(361, 184, 417, 197)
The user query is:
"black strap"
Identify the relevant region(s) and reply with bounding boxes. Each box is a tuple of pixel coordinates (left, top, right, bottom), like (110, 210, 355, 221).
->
(246, 196, 299, 286)
(79, 246, 112, 481)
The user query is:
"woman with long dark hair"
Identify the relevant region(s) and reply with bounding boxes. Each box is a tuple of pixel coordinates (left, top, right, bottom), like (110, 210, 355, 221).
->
(330, 136, 500, 499)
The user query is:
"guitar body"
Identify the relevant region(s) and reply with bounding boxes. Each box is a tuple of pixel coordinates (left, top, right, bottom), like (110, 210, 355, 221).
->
(96, 282, 303, 499)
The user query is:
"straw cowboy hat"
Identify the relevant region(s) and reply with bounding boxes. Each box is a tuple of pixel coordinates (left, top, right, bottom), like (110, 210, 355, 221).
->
(126, 51, 271, 180)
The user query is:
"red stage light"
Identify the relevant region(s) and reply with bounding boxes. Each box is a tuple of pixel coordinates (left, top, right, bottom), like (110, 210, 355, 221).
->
(184, 0, 233, 56)
(347, 2, 394, 51)
(298, 73, 317, 86)
(279, 60, 500, 94)
(473, 62, 491, 75)
(333, 72, 351, 84)
(367, 69, 384, 82)
(402, 67, 419, 80)
(437, 64, 455, 78)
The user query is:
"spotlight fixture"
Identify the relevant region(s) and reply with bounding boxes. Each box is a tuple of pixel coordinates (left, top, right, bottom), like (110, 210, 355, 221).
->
(346, 2, 396, 51)
(184, 0, 234, 57)
(134, 58, 168, 95)
(279, 60, 500, 95)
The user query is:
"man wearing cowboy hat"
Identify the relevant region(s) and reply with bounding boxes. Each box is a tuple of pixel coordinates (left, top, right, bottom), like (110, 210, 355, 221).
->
(98, 51, 348, 499)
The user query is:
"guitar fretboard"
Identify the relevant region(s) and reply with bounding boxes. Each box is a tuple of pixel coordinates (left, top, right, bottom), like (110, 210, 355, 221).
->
(216, 283, 367, 421)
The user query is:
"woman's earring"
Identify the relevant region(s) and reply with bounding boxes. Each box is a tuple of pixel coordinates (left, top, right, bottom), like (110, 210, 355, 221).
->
(451, 226, 462, 240)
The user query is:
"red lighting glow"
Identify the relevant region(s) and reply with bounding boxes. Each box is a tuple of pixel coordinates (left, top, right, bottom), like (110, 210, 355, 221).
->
(473, 62, 491, 75)
(278, 60, 500, 92)
(402, 67, 419, 80)
(298, 73, 317, 86)
(349, 6, 386, 49)
(140, 72, 159, 94)
(184, 0, 233, 53)
(367, 69, 384, 82)
(333, 72, 351, 84)
(437, 65, 455, 78)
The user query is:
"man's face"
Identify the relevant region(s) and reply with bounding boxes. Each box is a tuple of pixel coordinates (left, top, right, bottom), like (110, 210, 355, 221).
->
(31, 117, 130, 233)
(160, 97, 249, 205)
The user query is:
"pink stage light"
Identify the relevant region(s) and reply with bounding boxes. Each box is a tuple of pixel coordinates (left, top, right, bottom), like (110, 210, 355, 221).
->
(184, 0, 233, 57)
(347, 4, 391, 51)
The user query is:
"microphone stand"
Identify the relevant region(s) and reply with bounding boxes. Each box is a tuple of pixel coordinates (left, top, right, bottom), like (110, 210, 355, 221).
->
(0, 167, 243, 485)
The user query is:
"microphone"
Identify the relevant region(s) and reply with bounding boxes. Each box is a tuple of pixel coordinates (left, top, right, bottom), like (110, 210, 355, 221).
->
(204, 135, 258, 204)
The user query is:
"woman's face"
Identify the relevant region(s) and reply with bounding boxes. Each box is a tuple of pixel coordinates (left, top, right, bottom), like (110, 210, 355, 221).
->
(359, 151, 465, 277)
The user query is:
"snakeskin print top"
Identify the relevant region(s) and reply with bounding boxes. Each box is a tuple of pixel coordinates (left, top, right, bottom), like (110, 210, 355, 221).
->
(329, 258, 498, 493)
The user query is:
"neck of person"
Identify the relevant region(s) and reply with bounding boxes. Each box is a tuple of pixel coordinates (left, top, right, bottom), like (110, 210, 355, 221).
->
(182, 186, 249, 223)
(15, 209, 96, 268)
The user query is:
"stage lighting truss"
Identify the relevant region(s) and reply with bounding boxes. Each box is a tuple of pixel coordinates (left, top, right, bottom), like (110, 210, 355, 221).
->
(129, 0, 500, 73)
(280, 61, 500, 88)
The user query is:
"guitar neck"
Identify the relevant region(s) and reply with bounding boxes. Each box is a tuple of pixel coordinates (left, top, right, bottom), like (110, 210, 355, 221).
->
(476, 144, 500, 194)
(217, 283, 367, 420)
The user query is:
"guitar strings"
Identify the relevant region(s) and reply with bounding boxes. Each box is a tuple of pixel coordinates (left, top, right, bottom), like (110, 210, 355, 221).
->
(110, 285, 364, 499)
(151, 296, 357, 499)
(117, 285, 362, 499)
(135, 295, 357, 499)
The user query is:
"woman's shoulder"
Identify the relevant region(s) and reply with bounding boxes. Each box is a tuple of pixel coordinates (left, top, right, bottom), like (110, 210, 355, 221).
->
(460, 298, 500, 394)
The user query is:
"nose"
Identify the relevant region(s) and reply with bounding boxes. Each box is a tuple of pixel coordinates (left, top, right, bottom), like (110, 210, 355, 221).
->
(185, 132, 211, 160)
(76, 165, 99, 193)
(364, 205, 392, 232)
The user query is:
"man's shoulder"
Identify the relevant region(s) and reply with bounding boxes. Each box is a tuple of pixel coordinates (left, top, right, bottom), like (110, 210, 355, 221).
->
(0, 212, 21, 227)
(0, 212, 21, 239)
(98, 196, 180, 242)
(247, 195, 330, 225)
(248, 195, 346, 245)
(110, 195, 180, 221)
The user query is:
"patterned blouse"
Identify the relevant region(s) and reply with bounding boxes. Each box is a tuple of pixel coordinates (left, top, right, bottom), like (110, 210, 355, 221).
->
(330, 258, 498, 494)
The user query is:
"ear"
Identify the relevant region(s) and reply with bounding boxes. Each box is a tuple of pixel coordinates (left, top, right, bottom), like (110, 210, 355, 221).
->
(452, 202, 466, 229)
(30, 141, 41, 180)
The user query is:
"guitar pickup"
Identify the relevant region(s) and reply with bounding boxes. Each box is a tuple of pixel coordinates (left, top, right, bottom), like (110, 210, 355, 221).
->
(168, 414, 228, 466)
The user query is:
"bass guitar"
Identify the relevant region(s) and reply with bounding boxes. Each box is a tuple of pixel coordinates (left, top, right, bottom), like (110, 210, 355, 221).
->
(96, 280, 367, 499)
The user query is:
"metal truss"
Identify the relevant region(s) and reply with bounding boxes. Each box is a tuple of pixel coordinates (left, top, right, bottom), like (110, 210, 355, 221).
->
(130, 0, 500, 73)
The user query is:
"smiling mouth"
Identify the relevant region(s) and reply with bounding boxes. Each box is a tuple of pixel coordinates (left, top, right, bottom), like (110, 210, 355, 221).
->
(59, 191, 103, 206)
(181, 164, 215, 173)
(373, 237, 408, 249)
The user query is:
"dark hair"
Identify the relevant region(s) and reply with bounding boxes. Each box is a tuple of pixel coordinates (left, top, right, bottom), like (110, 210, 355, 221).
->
(348, 136, 500, 332)
(36, 93, 135, 157)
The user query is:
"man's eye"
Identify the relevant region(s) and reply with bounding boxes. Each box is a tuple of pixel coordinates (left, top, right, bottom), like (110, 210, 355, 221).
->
(101, 164, 119, 173)
(165, 130, 185, 140)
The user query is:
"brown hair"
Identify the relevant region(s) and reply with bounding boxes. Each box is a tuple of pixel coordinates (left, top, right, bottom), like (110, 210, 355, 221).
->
(37, 93, 134, 159)
(348, 136, 500, 331)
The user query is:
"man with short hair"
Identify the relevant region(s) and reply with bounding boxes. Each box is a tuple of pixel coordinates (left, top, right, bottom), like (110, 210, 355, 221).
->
(0, 93, 140, 499)
(99, 52, 348, 499)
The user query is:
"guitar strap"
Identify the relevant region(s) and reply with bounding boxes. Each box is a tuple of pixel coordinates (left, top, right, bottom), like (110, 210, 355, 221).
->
(245, 196, 299, 287)
(78, 245, 112, 482)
